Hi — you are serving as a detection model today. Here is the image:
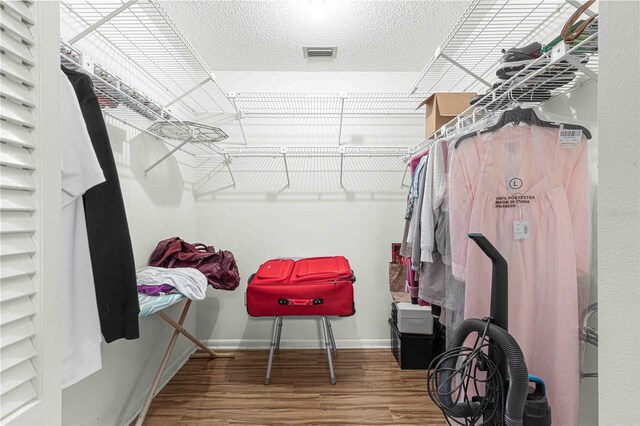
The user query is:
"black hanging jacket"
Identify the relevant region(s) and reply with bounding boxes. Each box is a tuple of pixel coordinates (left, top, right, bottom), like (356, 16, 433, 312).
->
(62, 66, 140, 342)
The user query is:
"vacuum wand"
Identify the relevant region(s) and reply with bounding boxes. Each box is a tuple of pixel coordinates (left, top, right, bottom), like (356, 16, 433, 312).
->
(468, 233, 509, 332)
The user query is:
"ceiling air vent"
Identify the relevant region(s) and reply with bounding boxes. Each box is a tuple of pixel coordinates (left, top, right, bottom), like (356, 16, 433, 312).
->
(304, 47, 337, 58)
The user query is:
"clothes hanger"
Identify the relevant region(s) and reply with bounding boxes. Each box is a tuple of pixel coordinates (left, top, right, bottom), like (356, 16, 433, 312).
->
(454, 106, 592, 148)
(562, 0, 597, 44)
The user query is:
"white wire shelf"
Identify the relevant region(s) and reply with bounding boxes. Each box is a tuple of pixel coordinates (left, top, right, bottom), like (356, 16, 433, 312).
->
(414, 20, 598, 152)
(60, 41, 175, 121)
(409, 0, 586, 96)
(57, 0, 598, 192)
(230, 93, 429, 117)
(194, 146, 410, 192)
(475, 27, 598, 108)
(60, 45, 229, 177)
(220, 146, 412, 158)
(60, 0, 233, 116)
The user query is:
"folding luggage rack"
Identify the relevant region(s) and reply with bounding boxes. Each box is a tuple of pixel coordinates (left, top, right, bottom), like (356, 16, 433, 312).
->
(266, 316, 339, 385)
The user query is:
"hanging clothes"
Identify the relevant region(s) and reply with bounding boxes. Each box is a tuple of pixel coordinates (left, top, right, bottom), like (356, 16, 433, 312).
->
(59, 69, 105, 387)
(62, 66, 140, 343)
(449, 124, 590, 426)
(420, 139, 447, 263)
(414, 139, 465, 347)
(410, 155, 429, 272)
(405, 154, 428, 250)
(418, 139, 447, 306)
(408, 149, 428, 178)
(400, 151, 429, 302)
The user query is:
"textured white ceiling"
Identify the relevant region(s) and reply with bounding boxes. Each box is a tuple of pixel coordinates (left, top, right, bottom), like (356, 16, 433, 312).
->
(160, 0, 471, 72)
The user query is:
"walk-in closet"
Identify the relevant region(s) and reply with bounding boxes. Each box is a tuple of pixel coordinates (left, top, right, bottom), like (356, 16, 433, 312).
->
(1, 0, 638, 425)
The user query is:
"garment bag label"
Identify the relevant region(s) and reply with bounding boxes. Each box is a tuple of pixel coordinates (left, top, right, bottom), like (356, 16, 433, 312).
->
(558, 128, 582, 147)
(513, 220, 530, 240)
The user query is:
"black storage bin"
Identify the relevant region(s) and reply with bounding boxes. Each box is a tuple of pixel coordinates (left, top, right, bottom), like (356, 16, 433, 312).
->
(432, 317, 447, 358)
(389, 318, 436, 369)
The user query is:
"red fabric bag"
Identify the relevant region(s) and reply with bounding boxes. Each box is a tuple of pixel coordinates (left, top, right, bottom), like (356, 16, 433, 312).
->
(149, 237, 240, 291)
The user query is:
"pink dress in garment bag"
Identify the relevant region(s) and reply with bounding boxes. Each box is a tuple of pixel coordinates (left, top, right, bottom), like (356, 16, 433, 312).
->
(449, 125, 590, 426)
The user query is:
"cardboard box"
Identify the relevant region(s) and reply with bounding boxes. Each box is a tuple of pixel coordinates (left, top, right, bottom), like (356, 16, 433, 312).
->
(417, 92, 476, 137)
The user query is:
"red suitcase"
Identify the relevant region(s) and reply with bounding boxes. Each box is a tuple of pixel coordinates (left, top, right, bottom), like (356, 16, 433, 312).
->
(246, 256, 355, 317)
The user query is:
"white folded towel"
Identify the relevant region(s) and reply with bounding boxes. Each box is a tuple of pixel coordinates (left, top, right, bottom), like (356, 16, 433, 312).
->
(137, 266, 208, 300)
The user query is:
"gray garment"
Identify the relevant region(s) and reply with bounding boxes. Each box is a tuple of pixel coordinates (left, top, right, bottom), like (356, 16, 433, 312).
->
(399, 219, 412, 258)
(418, 209, 452, 304)
(443, 268, 465, 350)
(418, 251, 446, 306)
(435, 210, 451, 265)
(411, 165, 428, 271)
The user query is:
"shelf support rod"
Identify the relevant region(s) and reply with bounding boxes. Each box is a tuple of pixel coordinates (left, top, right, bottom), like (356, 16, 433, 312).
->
(230, 93, 248, 146)
(337, 93, 347, 146)
(195, 161, 227, 192)
(165, 77, 212, 109)
(561, 54, 599, 82)
(144, 138, 191, 177)
(439, 51, 493, 88)
(224, 155, 236, 188)
(339, 148, 345, 189)
(281, 148, 291, 188)
(69, 0, 140, 44)
(400, 162, 409, 189)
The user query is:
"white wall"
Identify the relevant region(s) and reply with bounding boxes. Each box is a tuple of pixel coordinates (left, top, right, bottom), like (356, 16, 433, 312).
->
(61, 119, 198, 425)
(598, 1, 640, 424)
(195, 71, 421, 348)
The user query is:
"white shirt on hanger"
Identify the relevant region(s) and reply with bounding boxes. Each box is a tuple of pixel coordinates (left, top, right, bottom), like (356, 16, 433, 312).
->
(60, 69, 106, 389)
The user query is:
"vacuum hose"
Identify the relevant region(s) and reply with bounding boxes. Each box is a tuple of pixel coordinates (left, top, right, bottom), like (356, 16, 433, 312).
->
(439, 318, 529, 426)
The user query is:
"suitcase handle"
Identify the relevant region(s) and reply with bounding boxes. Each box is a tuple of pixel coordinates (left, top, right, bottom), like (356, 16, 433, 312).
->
(278, 298, 324, 306)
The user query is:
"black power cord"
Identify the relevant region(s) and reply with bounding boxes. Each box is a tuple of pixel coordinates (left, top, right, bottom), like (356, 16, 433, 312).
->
(427, 319, 506, 426)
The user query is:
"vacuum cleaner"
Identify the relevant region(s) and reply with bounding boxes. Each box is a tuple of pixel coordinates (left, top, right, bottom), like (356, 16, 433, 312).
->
(427, 233, 552, 426)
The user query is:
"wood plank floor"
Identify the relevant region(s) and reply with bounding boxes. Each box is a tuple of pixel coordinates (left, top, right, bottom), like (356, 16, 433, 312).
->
(144, 349, 446, 425)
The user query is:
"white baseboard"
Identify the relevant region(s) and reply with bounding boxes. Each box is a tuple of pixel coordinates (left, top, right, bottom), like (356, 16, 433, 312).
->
(121, 344, 196, 426)
(202, 338, 390, 349)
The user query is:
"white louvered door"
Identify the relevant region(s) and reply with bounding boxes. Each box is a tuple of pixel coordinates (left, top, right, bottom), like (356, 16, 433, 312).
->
(1, 1, 62, 424)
